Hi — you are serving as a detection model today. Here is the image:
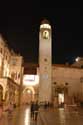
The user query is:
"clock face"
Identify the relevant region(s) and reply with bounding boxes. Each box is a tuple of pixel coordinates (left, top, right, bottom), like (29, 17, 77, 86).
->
(43, 30, 49, 39)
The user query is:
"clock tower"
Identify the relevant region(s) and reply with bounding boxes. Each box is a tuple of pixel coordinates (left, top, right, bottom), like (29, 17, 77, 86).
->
(39, 20, 52, 102)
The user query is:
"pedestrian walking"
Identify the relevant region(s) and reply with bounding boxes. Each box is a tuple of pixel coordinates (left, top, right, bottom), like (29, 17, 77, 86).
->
(30, 101, 35, 120)
(44, 101, 48, 109)
(34, 101, 39, 121)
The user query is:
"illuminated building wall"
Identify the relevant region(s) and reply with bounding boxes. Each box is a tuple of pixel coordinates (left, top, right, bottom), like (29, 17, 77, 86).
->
(0, 35, 24, 105)
(23, 75, 39, 86)
(0, 36, 5, 77)
(0, 35, 11, 78)
(52, 65, 83, 104)
(10, 56, 23, 85)
(52, 65, 83, 94)
(0, 35, 23, 85)
(23, 63, 83, 104)
(3, 46, 11, 78)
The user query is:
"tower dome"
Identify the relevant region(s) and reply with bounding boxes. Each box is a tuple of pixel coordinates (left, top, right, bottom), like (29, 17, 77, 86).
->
(41, 19, 50, 25)
(40, 19, 51, 29)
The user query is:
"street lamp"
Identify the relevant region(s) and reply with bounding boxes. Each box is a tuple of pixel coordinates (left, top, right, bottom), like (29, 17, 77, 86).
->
(75, 57, 80, 62)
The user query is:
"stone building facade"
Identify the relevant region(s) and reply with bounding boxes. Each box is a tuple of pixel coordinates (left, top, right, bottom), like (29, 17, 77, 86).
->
(0, 35, 24, 107)
(23, 62, 83, 107)
(38, 19, 83, 106)
(52, 64, 83, 106)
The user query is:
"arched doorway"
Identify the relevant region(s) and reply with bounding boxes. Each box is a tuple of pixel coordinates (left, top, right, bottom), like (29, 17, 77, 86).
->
(52, 84, 68, 107)
(0, 85, 3, 103)
(22, 87, 35, 105)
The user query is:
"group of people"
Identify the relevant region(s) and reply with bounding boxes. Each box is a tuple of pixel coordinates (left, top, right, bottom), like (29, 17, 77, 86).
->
(30, 101, 39, 121)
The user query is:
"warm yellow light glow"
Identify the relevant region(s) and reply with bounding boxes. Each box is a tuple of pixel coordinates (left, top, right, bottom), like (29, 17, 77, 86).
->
(58, 93, 64, 104)
(23, 75, 39, 86)
(43, 30, 49, 39)
(24, 108, 30, 125)
(6, 65, 9, 77)
(3, 63, 7, 77)
(3, 62, 9, 77)
(23, 86, 35, 94)
(0, 57, 2, 67)
(75, 57, 80, 62)
(27, 89, 31, 94)
(40, 24, 51, 29)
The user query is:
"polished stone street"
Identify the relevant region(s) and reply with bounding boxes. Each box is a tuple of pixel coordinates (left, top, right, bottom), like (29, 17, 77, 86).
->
(0, 105, 36, 125)
(0, 105, 83, 125)
(38, 106, 83, 125)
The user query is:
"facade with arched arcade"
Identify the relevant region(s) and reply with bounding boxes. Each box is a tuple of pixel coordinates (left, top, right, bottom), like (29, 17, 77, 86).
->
(0, 35, 24, 107)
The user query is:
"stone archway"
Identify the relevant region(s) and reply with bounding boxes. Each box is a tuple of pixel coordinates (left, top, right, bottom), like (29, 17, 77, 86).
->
(21, 87, 35, 105)
(52, 84, 69, 107)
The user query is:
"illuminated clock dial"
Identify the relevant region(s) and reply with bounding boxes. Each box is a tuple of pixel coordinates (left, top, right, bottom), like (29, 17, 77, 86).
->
(43, 30, 49, 39)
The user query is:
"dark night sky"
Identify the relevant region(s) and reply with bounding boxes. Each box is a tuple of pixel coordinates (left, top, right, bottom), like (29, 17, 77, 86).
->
(0, 7, 83, 64)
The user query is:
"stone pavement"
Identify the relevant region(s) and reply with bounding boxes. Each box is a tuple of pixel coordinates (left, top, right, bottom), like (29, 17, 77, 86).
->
(1, 105, 83, 125)
(0, 105, 37, 125)
(37, 107, 83, 125)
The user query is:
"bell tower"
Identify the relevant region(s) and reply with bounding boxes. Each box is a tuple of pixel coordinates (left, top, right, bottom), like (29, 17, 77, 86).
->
(39, 20, 52, 102)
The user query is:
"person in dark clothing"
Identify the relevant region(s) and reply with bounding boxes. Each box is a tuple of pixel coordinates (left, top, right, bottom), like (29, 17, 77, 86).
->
(44, 101, 48, 109)
(34, 101, 39, 121)
(30, 101, 35, 120)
